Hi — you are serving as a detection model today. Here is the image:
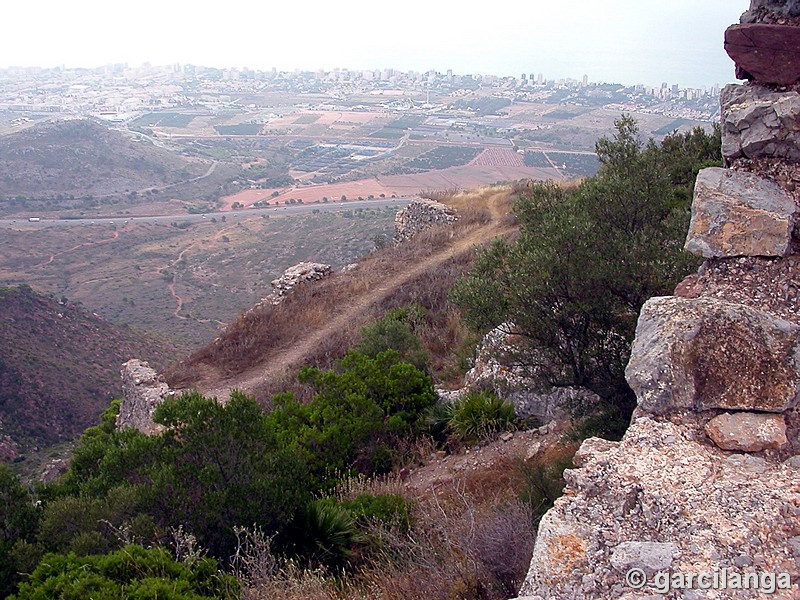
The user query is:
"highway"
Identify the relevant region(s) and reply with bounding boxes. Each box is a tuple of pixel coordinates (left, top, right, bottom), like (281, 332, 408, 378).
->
(0, 198, 411, 228)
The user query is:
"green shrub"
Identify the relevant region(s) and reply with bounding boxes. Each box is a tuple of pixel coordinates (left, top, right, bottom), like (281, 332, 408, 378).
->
(0, 465, 39, 597)
(452, 118, 720, 440)
(355, 307, 429, 371)
(448, 391, 518, 442)
(294, 500, 364, 569)
(9, 545, 239, 599)
(268, 350, 437, 484)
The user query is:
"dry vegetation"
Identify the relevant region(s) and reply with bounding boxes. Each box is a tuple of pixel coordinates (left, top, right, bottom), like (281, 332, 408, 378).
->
(165, 187, 517, 400)
(235, 440, 577, 600)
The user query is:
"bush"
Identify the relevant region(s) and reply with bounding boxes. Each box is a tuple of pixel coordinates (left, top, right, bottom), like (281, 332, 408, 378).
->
(9, 545, 239, 600)
(354, 306, 429, 371)
(452, 117, 719, 440)
(267, 350, 437, 484)
(448, 391, 518, 443)
(0, 466, 38, 597)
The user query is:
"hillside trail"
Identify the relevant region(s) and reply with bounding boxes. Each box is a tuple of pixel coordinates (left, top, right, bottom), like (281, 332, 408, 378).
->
(196, 190, 515, 402)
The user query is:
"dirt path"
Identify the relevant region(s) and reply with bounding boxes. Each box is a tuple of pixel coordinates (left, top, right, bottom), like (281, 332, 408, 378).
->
(34, 229, 121, 268)
(197, 190, 514, 401)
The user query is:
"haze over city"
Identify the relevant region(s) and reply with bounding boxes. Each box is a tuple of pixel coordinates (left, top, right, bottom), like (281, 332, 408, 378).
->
(6, 0, 749, 89)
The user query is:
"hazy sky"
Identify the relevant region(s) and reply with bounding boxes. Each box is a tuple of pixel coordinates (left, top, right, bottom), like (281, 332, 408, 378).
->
(4, 0, 749, 88)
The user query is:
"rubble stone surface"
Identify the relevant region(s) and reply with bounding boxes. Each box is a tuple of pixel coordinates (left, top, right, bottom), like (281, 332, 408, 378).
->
(721, 84, 800, 163)
(515, 418, 800, 599)
(118, 359, 172, 434)
(268, 262, 332, 305)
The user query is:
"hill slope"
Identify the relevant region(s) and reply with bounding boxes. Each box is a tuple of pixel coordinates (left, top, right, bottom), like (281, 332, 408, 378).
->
(0, 285, 174, 461)
(0, 119, 208, 205)
(167, 187, 517, 402)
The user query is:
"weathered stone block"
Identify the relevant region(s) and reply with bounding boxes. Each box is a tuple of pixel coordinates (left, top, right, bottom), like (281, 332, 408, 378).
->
(118, 359, 171, 434)
(705, 411, 787, 452)
(685, 167, 796, 258)
(721, 84, 800, 163)
(625, 296, 800, 415)
(725, 24, 800, 85)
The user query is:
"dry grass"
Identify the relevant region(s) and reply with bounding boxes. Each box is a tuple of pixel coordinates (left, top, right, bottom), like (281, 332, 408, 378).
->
(164, 186, 517, 399)
(237, 444, 547, 600)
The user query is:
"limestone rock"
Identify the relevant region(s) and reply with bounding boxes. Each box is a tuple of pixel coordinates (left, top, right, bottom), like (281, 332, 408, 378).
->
(725, 24, 800, 84)
(684, 167, 796, 258)
(517, 418, 800, 599)
(393, 198, 458, 243)
(721, 84, 800, 163)
(705, 411, 788, 451)
(449, 323, 583, 422)
(625, 296, 800, 415)
(609, 541, 678, 575)
(118, 359, 172, 434)
(741, 0, 800, 24)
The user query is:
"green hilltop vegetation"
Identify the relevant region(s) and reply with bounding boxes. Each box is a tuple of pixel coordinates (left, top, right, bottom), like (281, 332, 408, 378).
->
(0, 118, 721, 599)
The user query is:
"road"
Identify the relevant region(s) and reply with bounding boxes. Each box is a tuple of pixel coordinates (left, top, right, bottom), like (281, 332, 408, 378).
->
(0, 198, 412, 229)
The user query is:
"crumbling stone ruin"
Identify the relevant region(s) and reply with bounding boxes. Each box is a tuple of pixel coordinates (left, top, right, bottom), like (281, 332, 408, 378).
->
(515, 2, 800, 598)
(244, 262, 333, 316)
(117, 359, 173, 435)
(266, 262, 332, 305)
(393, 197, 458, 243)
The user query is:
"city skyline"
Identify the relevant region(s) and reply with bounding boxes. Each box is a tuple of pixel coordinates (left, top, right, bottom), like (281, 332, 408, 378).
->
(5, 0, 749, 89)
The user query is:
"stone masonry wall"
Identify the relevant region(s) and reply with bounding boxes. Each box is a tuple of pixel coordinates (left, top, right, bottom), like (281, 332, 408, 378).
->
(117, 359, 173, 435)
(515, 2, 800, 598)
(393, 197, 458, 243)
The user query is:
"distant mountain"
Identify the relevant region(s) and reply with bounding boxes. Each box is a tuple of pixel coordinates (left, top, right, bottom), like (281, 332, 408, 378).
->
(0, 285, 174, 461)
(0, 118, 207, 201)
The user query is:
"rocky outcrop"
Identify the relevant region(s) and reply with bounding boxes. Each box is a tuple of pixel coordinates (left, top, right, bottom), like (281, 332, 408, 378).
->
(439, 324, 582, 423)
(725, 24, 800, 85)
(740, 0, 800, 24)
(517, 418, 800, 599)
(685, 167, 797, 258)
(393, 197, 458, 243)
(721, 85, 800, 164)
(516, 5, 800, 597)
(118, 359, 173, 434)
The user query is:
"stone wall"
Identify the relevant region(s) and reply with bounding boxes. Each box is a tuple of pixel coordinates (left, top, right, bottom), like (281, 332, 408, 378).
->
(393, 197, 458, 243)
(267, 262, 332, 305)
(117, 359, 173, 434)
(515, 3, 800, 597)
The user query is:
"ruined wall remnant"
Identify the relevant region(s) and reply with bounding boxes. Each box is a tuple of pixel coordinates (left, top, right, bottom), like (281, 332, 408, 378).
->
(268, 262, 332, 304)
(393, 197, 458, 243)
(118, 359, 173, 434)
(514, 2, 800, 597)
